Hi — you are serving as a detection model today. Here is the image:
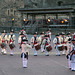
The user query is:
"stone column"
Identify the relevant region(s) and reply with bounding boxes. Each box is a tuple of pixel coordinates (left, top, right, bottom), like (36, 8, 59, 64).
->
(21, 13, 23, 27)
(43, 14, 46, 25)
(56, 14, 58, 19)
(24, 0, 30, 8)
(32, 14, 36, 24)
(69, 13, 73, 28)
(43, 0, 46, 7)
(27, 14, 28, 20)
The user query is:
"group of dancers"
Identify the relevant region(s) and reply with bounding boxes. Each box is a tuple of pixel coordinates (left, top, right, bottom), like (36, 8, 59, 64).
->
(53, 32, 75, 71)
(18, 28, 52, 68)
(30, 29, 52, 56)
(0, 28, 75, 71)
(0, 29, 15, 55)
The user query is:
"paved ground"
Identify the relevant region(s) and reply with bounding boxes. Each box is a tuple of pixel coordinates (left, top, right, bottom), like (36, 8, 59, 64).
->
(0, 53, 75, 75)
(0, 35, 75, 75)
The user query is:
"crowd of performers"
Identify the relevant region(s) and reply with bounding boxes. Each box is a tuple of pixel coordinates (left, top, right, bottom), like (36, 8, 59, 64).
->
(0, 28, 75, 71)
(0, 29, 15, 55)
(53, 32, 75, 71)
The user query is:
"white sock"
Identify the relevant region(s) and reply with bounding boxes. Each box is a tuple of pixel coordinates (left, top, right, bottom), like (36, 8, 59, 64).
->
(68, 60, 71, 68)
(4, 49, 7, 54)
(11, 50, 13, 54)
(22, 53, 27, 68)
(71, 62, 74, 70)
(74, 62, 75, 70)
(25, 58, 27, 67)
(1, 49, 4, 53)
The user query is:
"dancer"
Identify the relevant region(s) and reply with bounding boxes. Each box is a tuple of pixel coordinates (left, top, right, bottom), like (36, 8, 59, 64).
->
(8, 29, 16, 56)
(66, 32, 72, 69)
(18, 31, 31, 68)
(0, 30, 8, 54)
(53, 33, 61, 56)
(31, 32, 40, 56)
(67, 39, 75, 71)
(39, 32, 45, 53)
(46, 29, 51, 41)
(43, 34, 52, 56)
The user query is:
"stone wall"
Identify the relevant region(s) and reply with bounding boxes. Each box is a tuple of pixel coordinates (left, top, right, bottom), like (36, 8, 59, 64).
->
(24, 0, 75, 8)
(0, 0, 24, 26)
(0, 0, 75, 27)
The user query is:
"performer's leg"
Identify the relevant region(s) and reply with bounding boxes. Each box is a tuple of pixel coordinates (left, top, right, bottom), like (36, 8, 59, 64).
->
(57, 49, 60, 56)
(3, 49, 7, 54)
(56, 45, 60, 55)
(41, 45, 43, 52)
(21, 44, 27, 68)
(71, 55, 75, 71)
(22, 53, 26, 68)
(10, 49, 14, 56)
(1, 48, 4, 53)
(71, 62, 74, 71)
(73, 55, 75, 70)
(33, 47, 37, 56)
(56, 45, 60, 56)
(21, 53, 28, 68)
(26, 52, 28, 60)
(68, 58, 71, 69)
(62, 50, 65, 55)
(73, 62, 75, 70)
(56, 45, 58, 55)
(25, 58, 28, 68)
(45, 48, 49, 56)
(41, 45, 45, 52)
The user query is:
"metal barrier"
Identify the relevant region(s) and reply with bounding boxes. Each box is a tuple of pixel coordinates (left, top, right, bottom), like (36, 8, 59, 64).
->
(0, 25, 75, 34)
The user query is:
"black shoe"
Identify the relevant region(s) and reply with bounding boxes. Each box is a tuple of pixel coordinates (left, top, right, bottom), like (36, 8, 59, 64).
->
(46, 55, 49, 56)
(23, 67, 27, 68)
(71, 70, 75, 71)
(56, 55, 60, 56)
(58, 55, 60, 56)
(34, 55, 37, 56)
(3, 53, 7, 55)
(69, 68, 71, 70)
(10, 54, 13, 56)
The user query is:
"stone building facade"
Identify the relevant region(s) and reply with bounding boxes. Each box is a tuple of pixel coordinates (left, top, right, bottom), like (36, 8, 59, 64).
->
(0, 0, 75, 27)
(0, 0, 24, 26)
(24, 0, 75, 8)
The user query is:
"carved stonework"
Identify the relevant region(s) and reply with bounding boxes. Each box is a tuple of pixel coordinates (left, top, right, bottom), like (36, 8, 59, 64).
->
(0, 0, 75, 26)
(1, 18, 6, 22)
(24, 0, 42, 8)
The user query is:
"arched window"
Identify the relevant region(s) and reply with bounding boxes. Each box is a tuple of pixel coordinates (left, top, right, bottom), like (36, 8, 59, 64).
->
(58, 1, 63, 6)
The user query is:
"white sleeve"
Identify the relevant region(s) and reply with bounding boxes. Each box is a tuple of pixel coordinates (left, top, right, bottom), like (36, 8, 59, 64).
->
(18, 36, 21, 44)
(13, 35, 16, 41)
(30, 37, 34, 43)
(53, 38, 57, 44)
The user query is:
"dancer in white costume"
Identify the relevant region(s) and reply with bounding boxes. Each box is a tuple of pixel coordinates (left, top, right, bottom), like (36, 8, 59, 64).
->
(42, 34, 52, 56)
(31, 32, 40, 56)
(61, 32, 67, 55)
(18, 31, 31, 68)
(46, 29, 51, 41)
(39, 32, 45, 53)
(67, 39, 75, 71)
(53, 33, 61, 56)
(0, 30, 8, 54)
(66, 32, 72, 69)
(8, 29, 16, 56)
